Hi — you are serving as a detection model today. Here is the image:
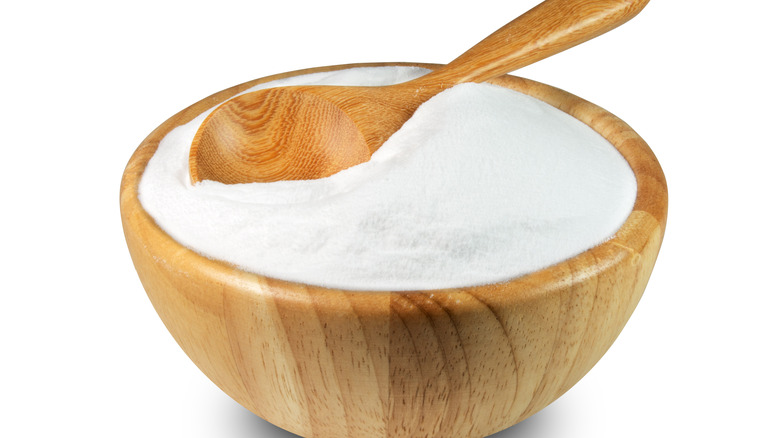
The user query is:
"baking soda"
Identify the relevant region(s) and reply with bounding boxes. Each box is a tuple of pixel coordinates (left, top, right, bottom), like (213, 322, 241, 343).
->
(138, 67, 637, 291)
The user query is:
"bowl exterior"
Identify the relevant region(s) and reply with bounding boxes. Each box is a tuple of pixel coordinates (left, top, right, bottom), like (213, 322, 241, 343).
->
(121, 63, 666, 438)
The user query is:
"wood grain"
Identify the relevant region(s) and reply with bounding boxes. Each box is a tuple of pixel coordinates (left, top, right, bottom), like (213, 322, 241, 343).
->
(121, 62, 667, 438)
(422, 0, 651, 85)
(189, 0, 651, 184)
(190, 87, 373, 184)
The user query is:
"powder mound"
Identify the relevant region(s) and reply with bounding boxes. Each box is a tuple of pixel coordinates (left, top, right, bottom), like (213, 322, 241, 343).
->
(138, 66, 637, 291)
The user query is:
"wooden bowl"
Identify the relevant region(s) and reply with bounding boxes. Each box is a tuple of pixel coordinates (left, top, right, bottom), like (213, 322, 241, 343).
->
(121, 62, 667, 438)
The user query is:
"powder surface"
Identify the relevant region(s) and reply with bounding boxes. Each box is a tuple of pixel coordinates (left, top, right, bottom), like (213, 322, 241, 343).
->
(138, 67, 637, 291)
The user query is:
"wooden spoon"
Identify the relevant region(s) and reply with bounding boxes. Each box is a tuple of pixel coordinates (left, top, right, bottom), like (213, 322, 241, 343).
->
(190, 0, 650, 184)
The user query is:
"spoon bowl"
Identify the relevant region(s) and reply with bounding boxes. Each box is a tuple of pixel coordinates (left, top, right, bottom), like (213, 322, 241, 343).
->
(190, 87, 372, 184)
(190, 0, 651, 184)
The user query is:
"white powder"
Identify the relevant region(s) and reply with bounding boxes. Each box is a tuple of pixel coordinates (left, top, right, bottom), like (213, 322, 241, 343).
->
(138, 66, 637, 291)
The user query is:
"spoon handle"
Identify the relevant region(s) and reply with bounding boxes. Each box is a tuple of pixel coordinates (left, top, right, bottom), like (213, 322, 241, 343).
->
(418, 0, 650, 85)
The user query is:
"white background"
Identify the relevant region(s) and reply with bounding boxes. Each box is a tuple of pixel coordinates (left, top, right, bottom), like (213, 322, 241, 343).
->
(2, 1, 778, 437)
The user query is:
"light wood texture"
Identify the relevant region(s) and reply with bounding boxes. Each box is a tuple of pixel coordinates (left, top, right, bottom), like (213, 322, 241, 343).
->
(121, 62, 667, 438)
(189, 0, 651, 184)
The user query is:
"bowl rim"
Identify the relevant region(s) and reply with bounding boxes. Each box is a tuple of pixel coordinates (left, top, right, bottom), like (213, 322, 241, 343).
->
(120, 61, 667, 303)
